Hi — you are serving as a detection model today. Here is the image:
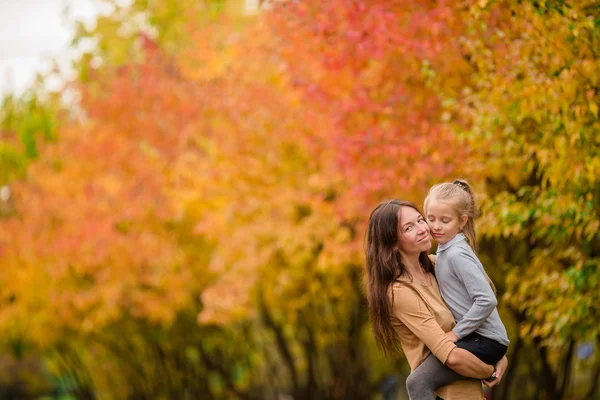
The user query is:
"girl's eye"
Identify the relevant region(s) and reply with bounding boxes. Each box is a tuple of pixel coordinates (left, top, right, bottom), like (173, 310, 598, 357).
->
(405, 226, 413, 232)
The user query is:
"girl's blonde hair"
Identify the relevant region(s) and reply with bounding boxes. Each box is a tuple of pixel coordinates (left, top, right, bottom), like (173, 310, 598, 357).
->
(424, 179, 497, 294)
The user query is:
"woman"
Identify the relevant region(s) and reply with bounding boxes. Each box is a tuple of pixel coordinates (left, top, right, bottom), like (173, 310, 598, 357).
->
(364, 200, 507, 399)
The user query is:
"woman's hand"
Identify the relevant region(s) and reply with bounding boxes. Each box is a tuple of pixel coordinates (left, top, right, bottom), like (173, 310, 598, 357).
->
(483, 356, 508, 388)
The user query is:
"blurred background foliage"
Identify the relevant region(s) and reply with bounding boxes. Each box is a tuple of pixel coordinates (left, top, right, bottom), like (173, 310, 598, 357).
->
(0, 0, 598, 399)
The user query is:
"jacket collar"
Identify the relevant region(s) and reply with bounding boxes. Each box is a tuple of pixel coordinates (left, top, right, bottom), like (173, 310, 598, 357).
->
(436, 233, 466, 254)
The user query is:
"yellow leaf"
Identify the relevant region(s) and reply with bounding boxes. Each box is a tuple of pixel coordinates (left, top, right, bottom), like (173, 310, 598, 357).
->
(589, 102, 598, 118)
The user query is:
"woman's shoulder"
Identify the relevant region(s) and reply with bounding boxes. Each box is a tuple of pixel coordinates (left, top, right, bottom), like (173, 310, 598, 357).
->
(389, 278, 412, 292)
(388, 281, 426, 313)
(388, 278, 420, 299)
(389, 274, 436, 300)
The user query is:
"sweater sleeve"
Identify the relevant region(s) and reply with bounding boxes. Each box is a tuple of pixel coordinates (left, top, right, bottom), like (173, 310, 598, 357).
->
(448, 248, 497, 339)
(392, 285, 456, 364)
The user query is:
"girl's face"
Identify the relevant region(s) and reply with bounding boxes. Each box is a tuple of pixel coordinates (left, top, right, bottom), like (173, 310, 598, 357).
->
(396, 206, 431, 255)
(425, 199, 467, 245)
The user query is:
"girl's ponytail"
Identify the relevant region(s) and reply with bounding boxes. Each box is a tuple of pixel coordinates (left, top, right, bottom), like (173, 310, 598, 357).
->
(453, 179, 479, 252)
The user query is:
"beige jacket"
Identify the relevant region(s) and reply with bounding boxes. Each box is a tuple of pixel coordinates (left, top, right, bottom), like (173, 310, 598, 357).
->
(390, 273, 484, 399)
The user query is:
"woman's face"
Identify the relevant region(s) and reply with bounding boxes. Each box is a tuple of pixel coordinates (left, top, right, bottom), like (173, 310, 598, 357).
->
(396, 206, 431, 255)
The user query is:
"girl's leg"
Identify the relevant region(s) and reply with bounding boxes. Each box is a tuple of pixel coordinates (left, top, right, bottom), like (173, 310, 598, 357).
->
(406, 354, 463, 400)
(456, 333, 508, 365)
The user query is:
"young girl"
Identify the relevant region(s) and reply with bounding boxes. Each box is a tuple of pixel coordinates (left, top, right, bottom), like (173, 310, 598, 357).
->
(405, 180, 509, 399)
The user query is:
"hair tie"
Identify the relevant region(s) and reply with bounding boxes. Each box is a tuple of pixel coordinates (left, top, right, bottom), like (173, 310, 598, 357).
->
(453, 180, 468, 191)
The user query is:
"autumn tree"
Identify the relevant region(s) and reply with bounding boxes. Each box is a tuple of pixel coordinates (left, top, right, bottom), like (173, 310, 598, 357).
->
(4, 0, 597, 398)
(1, 0, 473, 397)
(436, 1, 600, 398)
(183, 0, 475, 398)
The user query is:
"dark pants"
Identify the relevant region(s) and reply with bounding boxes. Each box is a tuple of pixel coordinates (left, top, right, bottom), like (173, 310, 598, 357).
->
(434, 333, 508, 399)
(455, 332, 508, 365)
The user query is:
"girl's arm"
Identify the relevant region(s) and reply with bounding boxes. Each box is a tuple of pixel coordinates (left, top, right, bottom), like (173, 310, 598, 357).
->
(448, 248, 497, 339)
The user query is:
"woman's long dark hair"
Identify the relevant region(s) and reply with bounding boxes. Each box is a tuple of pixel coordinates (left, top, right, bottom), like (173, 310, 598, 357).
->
(364, 199, 434, 356)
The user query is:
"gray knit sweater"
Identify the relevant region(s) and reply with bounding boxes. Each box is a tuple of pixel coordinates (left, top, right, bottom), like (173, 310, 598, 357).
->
(435, 233, 510, 346)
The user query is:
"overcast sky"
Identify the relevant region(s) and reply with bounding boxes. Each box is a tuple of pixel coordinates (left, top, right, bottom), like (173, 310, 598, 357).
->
(0, 0, 260, 96)
(0, 0, 108, 95)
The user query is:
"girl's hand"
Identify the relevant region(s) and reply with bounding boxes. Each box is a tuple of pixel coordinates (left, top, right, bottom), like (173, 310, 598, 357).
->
(445, 331, 459, 343)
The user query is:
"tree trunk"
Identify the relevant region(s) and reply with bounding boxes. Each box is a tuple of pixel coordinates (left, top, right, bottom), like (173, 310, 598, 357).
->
(498, 334, 523, 400)
(259, 292, 299, 392)
(535, 339, 562, 400)
(557, 338, 575, 399)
